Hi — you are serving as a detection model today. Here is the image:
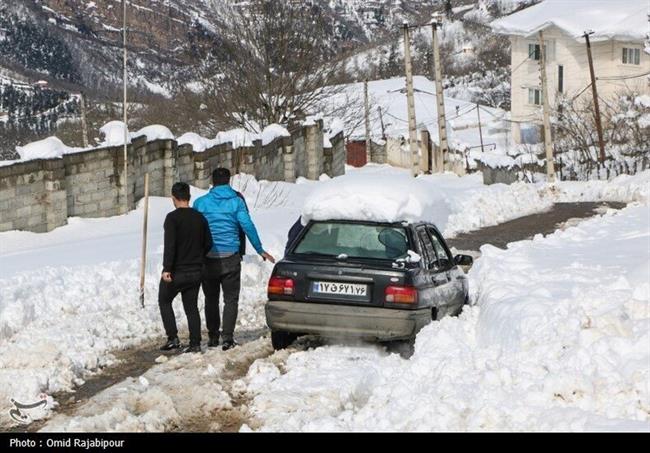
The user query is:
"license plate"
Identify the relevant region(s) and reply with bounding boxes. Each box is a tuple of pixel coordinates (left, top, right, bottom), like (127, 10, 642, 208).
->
(312, 281, 368, 297)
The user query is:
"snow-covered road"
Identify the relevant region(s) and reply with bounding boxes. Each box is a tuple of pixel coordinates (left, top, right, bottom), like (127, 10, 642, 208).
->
(1, 166, 648, 431)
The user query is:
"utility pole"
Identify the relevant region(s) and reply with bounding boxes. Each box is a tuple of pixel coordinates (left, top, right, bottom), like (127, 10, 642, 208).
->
(431, 14, 449, 173)
(583, 31, 606, 164)
(79, 92, 88, 148)
(402, 23, 419, 176)
(378, 106, 386, 141)
(538, 31, 555, 181)
(364, 78, 372, 165)
(122, 0, 129, 214)
(476, 104, 485, 153)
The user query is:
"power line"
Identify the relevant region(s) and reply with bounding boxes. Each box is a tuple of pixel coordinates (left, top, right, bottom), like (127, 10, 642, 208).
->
(597, 71, 650, 81)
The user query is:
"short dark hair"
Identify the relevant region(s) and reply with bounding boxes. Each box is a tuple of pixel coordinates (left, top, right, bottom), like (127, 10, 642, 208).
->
(171, 182, 191, 201)
(212, 167, 231, 186)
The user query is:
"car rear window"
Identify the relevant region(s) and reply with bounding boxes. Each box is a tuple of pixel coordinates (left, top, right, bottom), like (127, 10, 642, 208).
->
(292, 222, 410, 260)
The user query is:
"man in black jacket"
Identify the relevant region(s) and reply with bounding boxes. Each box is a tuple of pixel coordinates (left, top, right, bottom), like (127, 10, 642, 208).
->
(159, 182, 213, 353)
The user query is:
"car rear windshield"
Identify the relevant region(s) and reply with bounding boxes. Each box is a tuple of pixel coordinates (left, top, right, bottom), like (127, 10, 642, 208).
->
(292, 222, 410, 261)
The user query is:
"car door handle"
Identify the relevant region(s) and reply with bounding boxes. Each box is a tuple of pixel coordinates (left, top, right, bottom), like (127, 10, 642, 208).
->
(430, 274, 448, 286)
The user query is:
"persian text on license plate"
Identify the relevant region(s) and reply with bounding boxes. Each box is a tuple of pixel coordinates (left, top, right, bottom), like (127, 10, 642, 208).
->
(312, 281, 367, 297)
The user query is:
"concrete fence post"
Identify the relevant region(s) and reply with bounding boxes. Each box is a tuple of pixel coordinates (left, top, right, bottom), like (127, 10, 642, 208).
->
(282, 136, 296, 183)
(304, 120, 324, 180)
(42, 159, 68, 232)
(162, 139, 176, 196)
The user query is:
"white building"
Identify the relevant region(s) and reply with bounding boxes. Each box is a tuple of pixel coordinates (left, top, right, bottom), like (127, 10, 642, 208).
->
(491, 0, 650, 144)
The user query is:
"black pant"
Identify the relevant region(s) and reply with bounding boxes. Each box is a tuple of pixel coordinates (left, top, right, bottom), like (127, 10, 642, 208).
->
(158, 269, 203, 346)
(202, 254, 242, 342)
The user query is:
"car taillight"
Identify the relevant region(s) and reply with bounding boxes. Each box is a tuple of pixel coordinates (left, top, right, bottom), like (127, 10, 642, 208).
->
(385, 285, 418, 304)
(268, 276, 295, 296)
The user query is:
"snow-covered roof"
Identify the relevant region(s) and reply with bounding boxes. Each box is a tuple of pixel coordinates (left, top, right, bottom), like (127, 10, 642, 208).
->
(491, 0, 648, 42)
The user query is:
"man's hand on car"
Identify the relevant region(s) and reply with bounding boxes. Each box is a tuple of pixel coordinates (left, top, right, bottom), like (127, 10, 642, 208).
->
(261, 252, 276, 263)
(162, 272, 173, 283)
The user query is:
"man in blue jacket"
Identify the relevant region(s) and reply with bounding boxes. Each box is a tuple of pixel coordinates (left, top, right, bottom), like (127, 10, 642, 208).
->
(194, 168, 275, 351)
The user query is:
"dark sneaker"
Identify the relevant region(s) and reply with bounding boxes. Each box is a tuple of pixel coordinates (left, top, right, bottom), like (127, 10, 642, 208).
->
(207, 337, 220, 348)
(160, 337, 181, 351)
(222, 340, 238, 351)
(182, 344, 202, 354)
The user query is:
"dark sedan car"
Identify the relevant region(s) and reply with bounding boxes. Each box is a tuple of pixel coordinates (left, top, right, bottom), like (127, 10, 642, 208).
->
(265, 219, 472, 350)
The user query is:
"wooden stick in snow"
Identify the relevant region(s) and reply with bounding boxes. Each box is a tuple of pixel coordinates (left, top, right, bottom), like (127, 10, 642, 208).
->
(139, 173, 150, 309)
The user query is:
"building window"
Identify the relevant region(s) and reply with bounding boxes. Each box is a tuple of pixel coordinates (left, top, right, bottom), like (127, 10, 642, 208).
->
(558, 65, 564, 93)
(622, 48, 641, 65)
(528, 88, 542, 105)
(528, 43, 546, 60)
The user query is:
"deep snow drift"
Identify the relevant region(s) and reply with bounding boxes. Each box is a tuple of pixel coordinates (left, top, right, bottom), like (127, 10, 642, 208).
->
(241, 204, 650, 432)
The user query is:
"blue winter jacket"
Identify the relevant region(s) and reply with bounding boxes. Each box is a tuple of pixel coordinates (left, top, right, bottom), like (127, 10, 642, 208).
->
(193, 185, 265, 255)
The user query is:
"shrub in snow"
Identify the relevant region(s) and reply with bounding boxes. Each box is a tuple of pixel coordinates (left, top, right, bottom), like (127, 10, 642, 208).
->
(554, 91, 650, 180)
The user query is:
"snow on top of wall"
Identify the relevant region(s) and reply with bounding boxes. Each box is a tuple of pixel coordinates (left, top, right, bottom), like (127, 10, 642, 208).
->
(261, 124, 290, 146)
(176, 132, 214, 152)
(5, 120, 303, 165)
(15, 136, 84, 161)
(476, 153, 517, 169)
(214, 128, 256, 148)
(491, 0, 648, 42)
(133, 125, 174, 142)
(99, 121, 132, 146)
(329, 118, 345, 138)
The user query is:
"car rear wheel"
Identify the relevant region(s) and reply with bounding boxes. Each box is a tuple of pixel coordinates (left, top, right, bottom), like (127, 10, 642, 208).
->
(271, 330, 297, 350)
(385, 337, 415, 359)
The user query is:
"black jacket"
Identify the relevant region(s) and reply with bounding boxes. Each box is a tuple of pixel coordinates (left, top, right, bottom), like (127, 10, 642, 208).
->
(162, 207, 213, 273)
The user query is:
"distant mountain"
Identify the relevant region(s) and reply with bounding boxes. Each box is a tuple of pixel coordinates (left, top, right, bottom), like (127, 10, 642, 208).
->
(0, 0, 530, 157)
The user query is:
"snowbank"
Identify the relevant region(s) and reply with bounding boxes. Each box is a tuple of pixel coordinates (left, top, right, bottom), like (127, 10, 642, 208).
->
(242, 205, 650, 431)
(554, 170, 650, 204)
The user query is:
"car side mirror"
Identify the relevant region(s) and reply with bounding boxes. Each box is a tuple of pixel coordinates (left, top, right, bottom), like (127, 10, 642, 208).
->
(454, 254, 473, 267)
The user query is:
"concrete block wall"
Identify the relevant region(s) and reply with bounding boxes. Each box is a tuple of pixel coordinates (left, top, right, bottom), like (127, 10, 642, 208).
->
(0, 120, 334, 233)
(193, 142, 234, 190)
(63, 145, 123, 218)
(255, 137, 292, 182)
(0, 159, 67, 233)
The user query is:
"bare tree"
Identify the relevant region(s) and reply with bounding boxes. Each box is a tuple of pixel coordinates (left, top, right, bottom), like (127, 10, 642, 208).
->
(192, 0, 346, 132)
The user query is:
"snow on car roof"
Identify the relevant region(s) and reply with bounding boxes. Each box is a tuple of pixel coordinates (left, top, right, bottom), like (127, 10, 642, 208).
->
(490, 0, 648, 42)
(301, 171, 448, 225)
